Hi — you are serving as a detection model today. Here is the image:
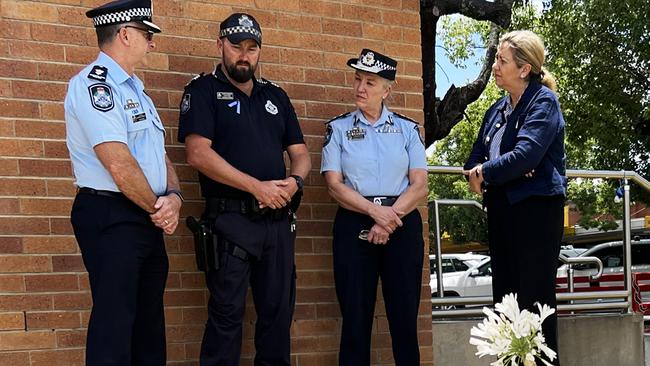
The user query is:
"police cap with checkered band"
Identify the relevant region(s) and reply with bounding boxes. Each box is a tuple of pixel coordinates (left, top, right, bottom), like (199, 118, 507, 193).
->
(347, 49, 397, 81)
(86, 0, 161, 33)
(219, 13, 262, 47)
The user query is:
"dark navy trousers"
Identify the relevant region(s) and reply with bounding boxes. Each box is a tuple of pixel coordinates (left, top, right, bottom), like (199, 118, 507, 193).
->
(484, 188, 564, 366)
(71, 192, 169, 366)
(200, 213, 296, 366)
(333, 207, 424, 366)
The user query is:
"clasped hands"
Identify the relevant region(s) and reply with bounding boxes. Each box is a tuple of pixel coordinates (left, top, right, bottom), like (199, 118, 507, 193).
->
(463, 164, 485, 195)
(463, 164, 535, 195)
(253, 177, 299, 210)
(150, 193, 182, 235)
(365, 205, 405, 245)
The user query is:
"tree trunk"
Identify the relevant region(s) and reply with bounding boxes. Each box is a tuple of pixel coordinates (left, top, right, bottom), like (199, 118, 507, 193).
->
(421, 0, 515, 148)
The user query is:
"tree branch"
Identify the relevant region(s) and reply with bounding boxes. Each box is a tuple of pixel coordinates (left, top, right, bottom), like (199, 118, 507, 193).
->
(431, 24, 501, 143)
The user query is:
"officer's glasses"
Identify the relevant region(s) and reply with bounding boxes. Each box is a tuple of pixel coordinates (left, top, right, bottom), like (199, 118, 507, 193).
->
(123, 26, 154, 42)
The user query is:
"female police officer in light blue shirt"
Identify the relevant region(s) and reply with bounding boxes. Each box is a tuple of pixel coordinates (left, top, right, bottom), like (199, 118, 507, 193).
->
(321, 49, 428, 366)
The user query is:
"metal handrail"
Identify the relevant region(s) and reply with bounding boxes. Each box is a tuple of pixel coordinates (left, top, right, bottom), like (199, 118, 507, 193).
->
(428, 165, 650, 315)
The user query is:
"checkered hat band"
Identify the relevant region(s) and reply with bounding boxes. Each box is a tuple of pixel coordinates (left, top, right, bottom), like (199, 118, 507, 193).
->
(92, 8, 152, 26)
(220, 26, 261, 39)
(355, 60, 396, 72)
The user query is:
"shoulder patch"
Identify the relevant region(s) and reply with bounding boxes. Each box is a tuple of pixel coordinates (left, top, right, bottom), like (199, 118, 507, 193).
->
(185, 72, 205, 87)
(87, 65, 108, 81)
(413, 124, 424, 145)
(88, 84, 114, 112)
(392, 112, 419, 124)
(324, 112, 351, 125)
(180, 93, 191, 114)
(323, 124, 333, 147)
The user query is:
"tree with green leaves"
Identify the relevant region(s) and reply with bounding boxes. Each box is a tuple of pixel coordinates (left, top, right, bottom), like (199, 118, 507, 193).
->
(425, 0, 650, 238)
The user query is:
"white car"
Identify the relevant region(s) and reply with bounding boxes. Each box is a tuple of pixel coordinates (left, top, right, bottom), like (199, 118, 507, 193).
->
(429, 253, 488, 297)
(433, 247, 590, 298)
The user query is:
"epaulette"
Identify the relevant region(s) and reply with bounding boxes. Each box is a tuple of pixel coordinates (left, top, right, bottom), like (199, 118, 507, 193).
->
(87, 65, 108, 81)
(324, 112, 350, 124)
(392, 112, 420, 124)
(259, 78, 280, 88)
(185, 72, 205, 87)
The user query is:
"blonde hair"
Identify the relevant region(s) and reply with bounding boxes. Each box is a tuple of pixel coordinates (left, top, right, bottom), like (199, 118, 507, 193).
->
(499, 30, 557, 92)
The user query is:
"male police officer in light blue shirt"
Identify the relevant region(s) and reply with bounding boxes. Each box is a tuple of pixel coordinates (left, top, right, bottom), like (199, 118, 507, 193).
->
(64, 1, 181, 365)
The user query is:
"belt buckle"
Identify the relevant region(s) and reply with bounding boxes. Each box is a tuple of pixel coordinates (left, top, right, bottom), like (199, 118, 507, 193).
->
(373, 197, 386, 205)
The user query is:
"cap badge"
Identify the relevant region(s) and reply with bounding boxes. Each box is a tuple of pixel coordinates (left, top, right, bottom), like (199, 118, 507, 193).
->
(361, 52, 375, 67)
(239, 15, 254, 27)
(265, 100, 278, 115)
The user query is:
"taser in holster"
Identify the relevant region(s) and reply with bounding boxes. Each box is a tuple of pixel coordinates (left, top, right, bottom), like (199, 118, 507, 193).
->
(186, 216, 220, 272)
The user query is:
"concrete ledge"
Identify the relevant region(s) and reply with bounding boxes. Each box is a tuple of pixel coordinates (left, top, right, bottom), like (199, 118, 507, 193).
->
(433, 313, 644, 365)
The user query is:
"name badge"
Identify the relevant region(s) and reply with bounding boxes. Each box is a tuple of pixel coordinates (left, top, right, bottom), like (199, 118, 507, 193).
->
(132, 112, 146, 123)
(217, 91, 234, 100)
(346, 127, 366, 140)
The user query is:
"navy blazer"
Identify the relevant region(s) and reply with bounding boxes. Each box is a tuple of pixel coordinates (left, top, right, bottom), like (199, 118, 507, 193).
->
(464, 81, 567, 204)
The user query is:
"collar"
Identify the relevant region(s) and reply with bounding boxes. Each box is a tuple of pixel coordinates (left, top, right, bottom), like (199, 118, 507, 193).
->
(212, 64, 265, 95)
(512, 81, 542, 113)
(352, 105, 392, 127)
(96, 51, 132, 85)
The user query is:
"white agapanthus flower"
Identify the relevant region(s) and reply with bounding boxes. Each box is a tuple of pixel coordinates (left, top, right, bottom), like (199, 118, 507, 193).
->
(469, 293, 557, 366)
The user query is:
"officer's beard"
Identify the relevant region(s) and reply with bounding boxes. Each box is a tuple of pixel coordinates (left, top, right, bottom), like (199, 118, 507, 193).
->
(225, 61, 257, 83)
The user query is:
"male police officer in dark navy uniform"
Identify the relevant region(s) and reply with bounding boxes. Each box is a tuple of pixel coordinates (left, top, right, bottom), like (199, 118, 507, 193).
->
(177, 13, 311, 366)
(64, 1, 182, 365)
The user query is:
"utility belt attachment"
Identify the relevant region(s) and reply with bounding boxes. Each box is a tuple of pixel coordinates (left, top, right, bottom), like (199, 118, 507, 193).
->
(186, 216, 218, 272)
(206, 197, 290, 221)
(186, 216, 250, 272)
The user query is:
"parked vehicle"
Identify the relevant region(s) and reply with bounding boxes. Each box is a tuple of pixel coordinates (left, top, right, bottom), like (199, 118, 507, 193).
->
(556, 239, 650, 278)
(432, 246, 590, 298)
(429, 254, 488, 297)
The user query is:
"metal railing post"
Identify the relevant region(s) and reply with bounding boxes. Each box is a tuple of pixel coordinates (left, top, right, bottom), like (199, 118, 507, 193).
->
(433, 200, 444, 298)
(623, 179, 633, 313)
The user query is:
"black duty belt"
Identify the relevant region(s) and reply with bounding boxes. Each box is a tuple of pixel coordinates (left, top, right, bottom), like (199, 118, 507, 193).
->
(205, 197, 289, 220)
(365, 196, 398, 206)
(78, 187, 125, 199)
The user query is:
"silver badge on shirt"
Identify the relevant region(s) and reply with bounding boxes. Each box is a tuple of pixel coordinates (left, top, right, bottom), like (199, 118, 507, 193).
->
(265, 100, 278, 115)
(346, 127, 366, 140)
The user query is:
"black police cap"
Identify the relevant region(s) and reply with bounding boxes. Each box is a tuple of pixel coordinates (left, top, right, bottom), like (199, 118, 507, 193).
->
(219, 13, 262, 46)
(86, 0, 161, 33)
(347, 49, 397, 81)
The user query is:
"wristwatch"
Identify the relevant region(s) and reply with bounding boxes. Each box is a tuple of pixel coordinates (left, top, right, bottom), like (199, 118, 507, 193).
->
(290, 175, 304, 191)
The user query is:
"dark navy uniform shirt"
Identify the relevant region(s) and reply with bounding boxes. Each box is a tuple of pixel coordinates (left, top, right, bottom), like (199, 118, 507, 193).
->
(177, 65, 304, 198)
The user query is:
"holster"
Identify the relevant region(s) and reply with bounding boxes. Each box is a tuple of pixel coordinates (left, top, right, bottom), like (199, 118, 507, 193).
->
(186, 216, 220, 272)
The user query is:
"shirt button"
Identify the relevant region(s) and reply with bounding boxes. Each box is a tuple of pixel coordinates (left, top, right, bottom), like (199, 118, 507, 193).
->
(486, 136, 491, 143)
(495, 123, 501, 128)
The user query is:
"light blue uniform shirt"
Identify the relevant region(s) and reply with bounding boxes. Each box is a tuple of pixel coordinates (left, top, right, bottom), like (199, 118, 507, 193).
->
(321, 106, 427, 196)
(65, 52, 167, 195)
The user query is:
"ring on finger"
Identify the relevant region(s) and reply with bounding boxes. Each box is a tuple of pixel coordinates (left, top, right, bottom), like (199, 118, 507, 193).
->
(164, 219, 169, 225)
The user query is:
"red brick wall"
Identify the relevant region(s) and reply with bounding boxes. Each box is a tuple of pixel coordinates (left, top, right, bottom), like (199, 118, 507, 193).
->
(0, 1, 432, 364)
